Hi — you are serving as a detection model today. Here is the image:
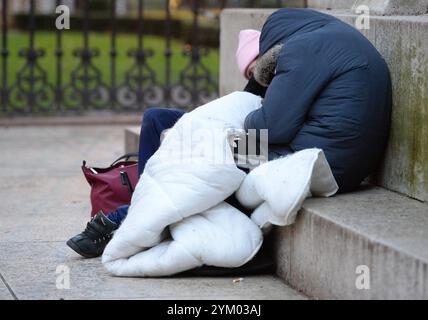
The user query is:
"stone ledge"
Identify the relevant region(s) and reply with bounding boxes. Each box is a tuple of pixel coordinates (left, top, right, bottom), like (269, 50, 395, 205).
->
(125, 126, 140, 154)
(308, 0, 428, 15)
(0, 114, 142, 127)
(273, 185, 428, 299)
(123, 126, 428, 299)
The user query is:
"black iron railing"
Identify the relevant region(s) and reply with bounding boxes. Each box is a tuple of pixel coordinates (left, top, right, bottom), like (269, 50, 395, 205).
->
(0, 0, 298, 115)
(0, 0, 222, 115)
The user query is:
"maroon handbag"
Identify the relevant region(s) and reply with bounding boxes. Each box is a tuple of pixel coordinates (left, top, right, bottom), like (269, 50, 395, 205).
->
(82, 153, 139, 217)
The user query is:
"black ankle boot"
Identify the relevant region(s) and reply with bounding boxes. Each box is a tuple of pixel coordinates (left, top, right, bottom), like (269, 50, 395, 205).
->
(67, 211, 118, 258)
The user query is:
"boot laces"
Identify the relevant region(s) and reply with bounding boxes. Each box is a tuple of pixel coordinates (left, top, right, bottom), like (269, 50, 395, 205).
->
(82, 221, 112, 244)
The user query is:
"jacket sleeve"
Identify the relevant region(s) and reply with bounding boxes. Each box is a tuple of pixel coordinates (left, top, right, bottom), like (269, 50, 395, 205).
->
(244, 39, 332, 145)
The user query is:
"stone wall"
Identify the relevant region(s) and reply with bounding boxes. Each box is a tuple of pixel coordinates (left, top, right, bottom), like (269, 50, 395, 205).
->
(219, 9, 275, 96)
(308, 0, 428, 15)
(220, 8, 428, 201)
(307, 0, 356, 11)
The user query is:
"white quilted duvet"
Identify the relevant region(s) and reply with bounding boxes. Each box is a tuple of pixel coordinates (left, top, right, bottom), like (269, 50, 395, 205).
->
(102, 92, 338, 277)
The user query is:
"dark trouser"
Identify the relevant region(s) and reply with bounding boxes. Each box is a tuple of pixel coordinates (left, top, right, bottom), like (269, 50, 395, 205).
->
(107, 107, 185, 225)
(107, 107, 253, 225)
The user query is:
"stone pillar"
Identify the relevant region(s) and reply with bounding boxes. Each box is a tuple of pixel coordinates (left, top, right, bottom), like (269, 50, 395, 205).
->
(279, 0, 307, 7)
(116, 0, 128, 17)
(308, 0, 428, 15)
(37, 0, 56, 14)
(62, 0, 76, 14)
(307, 0, 359, 10)
(12, 0, 29, 13)
(0, 0, 14, 28)
(219, 9, 275, 96)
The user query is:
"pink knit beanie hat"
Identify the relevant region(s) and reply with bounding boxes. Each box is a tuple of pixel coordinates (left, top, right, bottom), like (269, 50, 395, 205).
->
(236, 29, 261, 77)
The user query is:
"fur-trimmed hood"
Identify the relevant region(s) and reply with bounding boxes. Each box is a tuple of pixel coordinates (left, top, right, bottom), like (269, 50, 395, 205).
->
(254, 9, 335, 87)
(253, 44, 283, 87)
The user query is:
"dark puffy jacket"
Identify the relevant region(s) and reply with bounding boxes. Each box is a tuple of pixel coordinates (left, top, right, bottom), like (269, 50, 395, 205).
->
(244, 9, 392, 192)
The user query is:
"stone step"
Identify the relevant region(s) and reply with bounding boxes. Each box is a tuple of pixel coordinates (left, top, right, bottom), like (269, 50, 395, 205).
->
(124, 126, 428, 299)
(272, 185, 428, 299)
(125, 126, 141, 154)
(218, 7, 428, 298)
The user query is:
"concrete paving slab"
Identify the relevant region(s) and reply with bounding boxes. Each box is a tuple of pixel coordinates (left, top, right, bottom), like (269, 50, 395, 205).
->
(0, 126, 126, 243)
(0, 126, 305, 300)
(0, 241, 306, 300)
(0, 175, 91, 243)
(0, 275, 14, 300)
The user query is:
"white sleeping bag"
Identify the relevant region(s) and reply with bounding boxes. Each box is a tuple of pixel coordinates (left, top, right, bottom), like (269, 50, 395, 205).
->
(102, 91, 339, 277)
(236, 148, 339, 228)
(102, 202, 262, 277)
(102, 91, 264, 276)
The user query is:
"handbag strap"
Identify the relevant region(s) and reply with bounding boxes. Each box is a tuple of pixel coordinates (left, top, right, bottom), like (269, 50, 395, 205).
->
(110, 152, 139, 166)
